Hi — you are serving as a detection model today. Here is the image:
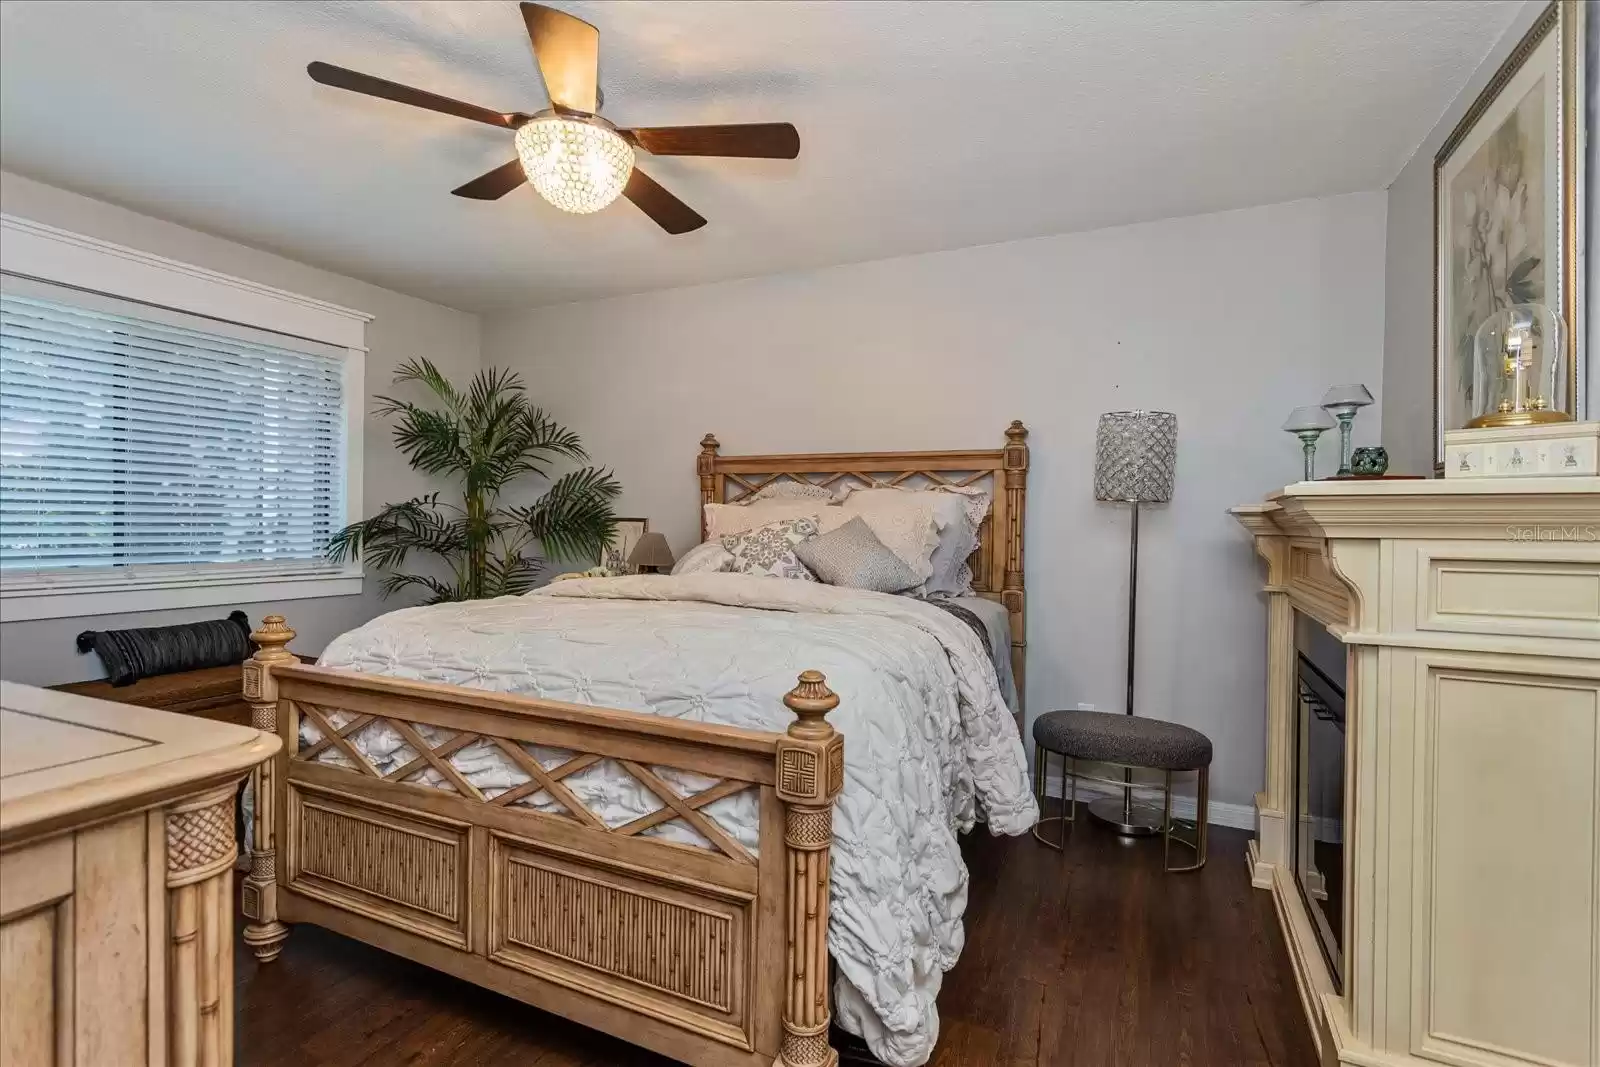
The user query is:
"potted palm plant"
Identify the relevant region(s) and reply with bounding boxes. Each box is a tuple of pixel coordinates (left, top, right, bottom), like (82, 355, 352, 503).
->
(327, 358, 620, 602)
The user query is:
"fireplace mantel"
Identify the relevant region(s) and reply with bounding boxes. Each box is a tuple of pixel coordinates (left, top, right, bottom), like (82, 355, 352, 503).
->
(1231, 476, 1600, 1067)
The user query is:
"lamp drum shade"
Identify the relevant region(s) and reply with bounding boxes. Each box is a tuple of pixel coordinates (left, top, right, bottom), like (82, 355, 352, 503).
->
(626, 531, 675, 572)
(1094, 411, 1178, 503)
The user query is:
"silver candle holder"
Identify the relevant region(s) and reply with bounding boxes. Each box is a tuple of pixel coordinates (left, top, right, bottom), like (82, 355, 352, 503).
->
(1320, 384, 1374, 477)
(1282, 406, 1336, 481)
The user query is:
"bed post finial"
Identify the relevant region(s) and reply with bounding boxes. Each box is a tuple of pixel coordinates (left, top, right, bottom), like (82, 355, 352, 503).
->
(776, 672, 843, 1067)
(698, 434, 721, 541)
(241, 614, 295, 963)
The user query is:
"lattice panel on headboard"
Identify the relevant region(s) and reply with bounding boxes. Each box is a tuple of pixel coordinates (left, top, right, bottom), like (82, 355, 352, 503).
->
(695, 423, 1030, 718)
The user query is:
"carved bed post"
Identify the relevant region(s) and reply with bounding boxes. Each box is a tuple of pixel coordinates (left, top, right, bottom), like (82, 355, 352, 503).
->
(241, 614, 294, 963)
(1002, 420, 1029, 729)
(776, 671, 845, 1067)
(698, 432, 721, 542)
(165, 781, 241, 1064)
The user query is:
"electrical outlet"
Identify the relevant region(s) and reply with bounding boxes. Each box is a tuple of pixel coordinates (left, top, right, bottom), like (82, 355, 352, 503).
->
(1076, 702, 1096, 711)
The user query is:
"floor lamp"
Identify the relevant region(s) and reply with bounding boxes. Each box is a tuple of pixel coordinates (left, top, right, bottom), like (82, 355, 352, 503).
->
(1090, 410, 1178, 836)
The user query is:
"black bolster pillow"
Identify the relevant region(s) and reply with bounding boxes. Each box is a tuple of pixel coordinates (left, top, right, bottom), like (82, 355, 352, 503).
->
(76, 611, 254, 687)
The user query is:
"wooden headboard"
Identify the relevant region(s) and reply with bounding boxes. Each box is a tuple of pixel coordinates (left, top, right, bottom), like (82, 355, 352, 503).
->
(696, 421, 1029, 720)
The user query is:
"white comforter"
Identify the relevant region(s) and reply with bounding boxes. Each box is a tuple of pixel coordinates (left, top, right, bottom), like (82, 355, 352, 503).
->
(316, 573, 1037, 1066)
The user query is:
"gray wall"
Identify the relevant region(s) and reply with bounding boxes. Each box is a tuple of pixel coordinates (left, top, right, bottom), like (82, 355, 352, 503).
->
(1381, 0, 1594, 474)
(480, 192, 1389, 810)
(0, 172, 481, 685)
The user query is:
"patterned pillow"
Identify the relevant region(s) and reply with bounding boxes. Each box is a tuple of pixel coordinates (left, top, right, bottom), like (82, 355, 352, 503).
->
(835, 489, 942, 584)
(720, 517, 820, 581)
(794, 517, 920, 593)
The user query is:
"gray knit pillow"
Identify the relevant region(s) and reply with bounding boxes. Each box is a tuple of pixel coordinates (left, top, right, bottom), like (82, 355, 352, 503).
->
(794, 517, 920, 593)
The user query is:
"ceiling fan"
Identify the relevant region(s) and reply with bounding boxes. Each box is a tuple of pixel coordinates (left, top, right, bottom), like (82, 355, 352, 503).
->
(307, 2, 799, 234)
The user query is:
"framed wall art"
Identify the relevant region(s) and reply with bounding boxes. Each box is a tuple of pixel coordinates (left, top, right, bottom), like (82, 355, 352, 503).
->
(597, 517, 648, 573)
(1434, 0, 1588, 470)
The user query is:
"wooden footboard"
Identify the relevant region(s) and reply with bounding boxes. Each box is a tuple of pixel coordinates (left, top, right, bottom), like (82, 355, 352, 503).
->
(239, 615, 844, 1067)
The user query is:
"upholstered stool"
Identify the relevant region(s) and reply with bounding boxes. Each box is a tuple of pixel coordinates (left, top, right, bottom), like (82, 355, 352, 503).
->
(1031, 710, 1211, 872)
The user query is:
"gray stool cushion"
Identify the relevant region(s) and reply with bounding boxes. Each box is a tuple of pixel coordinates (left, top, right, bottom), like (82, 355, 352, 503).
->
(1033, 710, 1212, 771)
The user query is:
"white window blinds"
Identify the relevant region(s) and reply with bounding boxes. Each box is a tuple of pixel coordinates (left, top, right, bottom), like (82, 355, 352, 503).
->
(0, 280, 350, 583)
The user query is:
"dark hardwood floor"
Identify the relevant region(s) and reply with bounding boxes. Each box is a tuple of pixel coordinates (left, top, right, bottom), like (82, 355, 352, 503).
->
(235, 815, 1316, 1067)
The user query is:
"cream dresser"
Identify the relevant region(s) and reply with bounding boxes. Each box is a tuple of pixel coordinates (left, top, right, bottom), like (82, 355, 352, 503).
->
(1233, 477, 1600, 1067)
(0, 681, 279, 1067)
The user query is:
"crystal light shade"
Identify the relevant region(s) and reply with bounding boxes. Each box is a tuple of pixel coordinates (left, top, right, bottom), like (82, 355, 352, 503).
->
(1094, 410, 1178, 503)
(514, 115, 635, 215)
(1468, 302, 1570, 428)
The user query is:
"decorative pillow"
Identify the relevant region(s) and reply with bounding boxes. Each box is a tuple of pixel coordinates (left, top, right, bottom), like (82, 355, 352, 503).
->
(794, 517, 920, 593)
(925, 486, 992, 597)
(840, 485, 990, 597)
(671, 539, 734, 576)
(704, 500, 850, 541)
(720, 517, 820, 581)
(743, 480, 838, 504)
(835, 489, 942, 585)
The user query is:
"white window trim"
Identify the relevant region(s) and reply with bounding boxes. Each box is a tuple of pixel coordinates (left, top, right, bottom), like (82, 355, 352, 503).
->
(0, 213, 371, 622)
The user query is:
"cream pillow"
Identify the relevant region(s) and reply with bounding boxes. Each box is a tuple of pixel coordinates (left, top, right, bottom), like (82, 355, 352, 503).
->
(836, 488, 942, 584)
(671, 539, 733, 576)
(703, 500, 849, 541)
(923, 485, 991, 597)
(744, 481, 838, 504)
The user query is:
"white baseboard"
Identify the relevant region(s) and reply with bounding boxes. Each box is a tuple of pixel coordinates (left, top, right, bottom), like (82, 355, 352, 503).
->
(1042, 772, 1256, 831)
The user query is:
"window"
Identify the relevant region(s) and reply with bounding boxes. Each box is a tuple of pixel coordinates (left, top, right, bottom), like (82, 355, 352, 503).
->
(0, 221, 366, 621)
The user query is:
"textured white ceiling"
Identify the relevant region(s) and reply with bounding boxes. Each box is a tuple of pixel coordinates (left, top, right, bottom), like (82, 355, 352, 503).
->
(1, 0, 1520, 311)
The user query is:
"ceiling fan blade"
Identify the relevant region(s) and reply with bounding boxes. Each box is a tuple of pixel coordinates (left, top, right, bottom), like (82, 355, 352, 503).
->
(452, 160, 528, 200)
(622, 169, 706, 234)
(520, 3, 600, 114)
(622, 123, 800, 159)
(307, 61, 528, 129)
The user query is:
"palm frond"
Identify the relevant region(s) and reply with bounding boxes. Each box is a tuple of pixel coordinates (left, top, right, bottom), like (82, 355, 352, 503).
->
(521, 407, 589, 464)
(389, 403, 469, 477)
(392, 357, 465, 413)
(511, 466, 621, 562)
(325, 494, 451, 566)
(481, 551, 544, 598)
(380, 571, 466, 604)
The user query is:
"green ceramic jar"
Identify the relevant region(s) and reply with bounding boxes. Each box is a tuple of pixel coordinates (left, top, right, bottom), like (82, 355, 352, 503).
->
(1350, 446, 1388, 476)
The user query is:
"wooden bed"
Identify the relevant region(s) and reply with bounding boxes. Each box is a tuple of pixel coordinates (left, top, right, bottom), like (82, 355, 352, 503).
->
(240, 422, 1029, 1067)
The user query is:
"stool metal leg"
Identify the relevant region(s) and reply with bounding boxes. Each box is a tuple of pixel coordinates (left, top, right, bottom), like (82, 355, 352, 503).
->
(1066, 757, 1077, 823)
(1032, 746, 1065, 851)
(1163, 766, 1210, 874)
(1161, 770, 1173, 870)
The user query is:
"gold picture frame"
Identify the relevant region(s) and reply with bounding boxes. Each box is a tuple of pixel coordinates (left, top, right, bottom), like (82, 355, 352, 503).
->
(1432, 0, 1588, 471)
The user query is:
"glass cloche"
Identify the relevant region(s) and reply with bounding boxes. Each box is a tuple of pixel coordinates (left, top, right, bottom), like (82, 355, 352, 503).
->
(1468, 303, 1570, 428)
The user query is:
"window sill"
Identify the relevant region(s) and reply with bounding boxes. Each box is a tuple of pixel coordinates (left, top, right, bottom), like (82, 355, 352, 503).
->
(0, 572, 364, 623)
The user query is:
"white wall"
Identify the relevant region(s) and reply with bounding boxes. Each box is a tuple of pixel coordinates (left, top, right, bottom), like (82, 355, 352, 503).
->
(0, 171, 481, 685)
(481, 192, 1389, 809)
(1382, 0, 1594, 475)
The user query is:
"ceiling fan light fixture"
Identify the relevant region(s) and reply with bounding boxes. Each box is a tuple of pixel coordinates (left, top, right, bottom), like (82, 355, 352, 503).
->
(514, 114, 635, 214)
